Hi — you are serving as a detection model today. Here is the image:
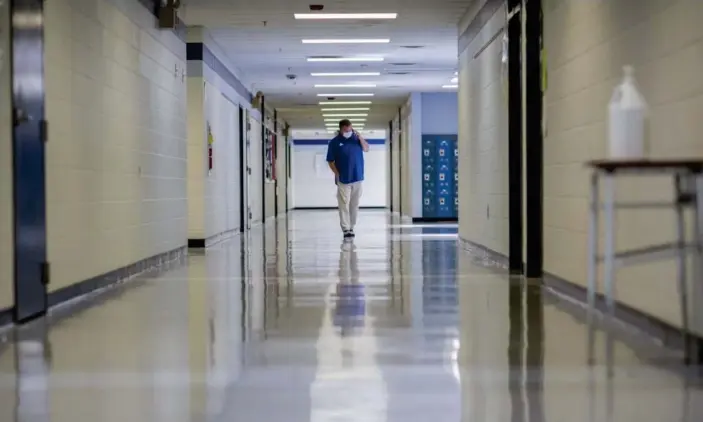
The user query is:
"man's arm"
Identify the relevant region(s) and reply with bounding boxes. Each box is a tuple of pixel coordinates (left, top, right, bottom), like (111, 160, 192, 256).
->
(328, 161, 339, 178)
(356, 131, 370, 152)
(326, 140, 340, 182)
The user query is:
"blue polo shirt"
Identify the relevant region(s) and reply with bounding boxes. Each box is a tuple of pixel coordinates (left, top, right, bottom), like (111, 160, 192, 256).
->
(326, 134, 365, 184)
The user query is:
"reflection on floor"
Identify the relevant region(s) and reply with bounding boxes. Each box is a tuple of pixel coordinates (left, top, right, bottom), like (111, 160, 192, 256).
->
(0, 210, 702, 421)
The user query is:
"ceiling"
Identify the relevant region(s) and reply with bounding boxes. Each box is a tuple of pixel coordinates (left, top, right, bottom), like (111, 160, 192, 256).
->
(180, 0, 469, 129)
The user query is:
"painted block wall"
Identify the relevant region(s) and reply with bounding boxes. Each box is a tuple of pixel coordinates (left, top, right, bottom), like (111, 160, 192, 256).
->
(543, 0, 703, 331)
(186, 78, 242, 240)
(400, 94, 420, 217)
(186, 28, 255, 239)
(395, 92, 458, 219)
(391, 114, 401, 213)
(263, 113, 277, 221)
(290, 129, 388, 209)
(421, 92, 458, 135)
(187, 79, 206, 238)
(0, 0, 12, 311)
(44, 0, 187, 291)
(456, 3, 509, 255)
(204, 83, 241, 237)
(419, 92, 459, 220)
(275, 127, 288, 215)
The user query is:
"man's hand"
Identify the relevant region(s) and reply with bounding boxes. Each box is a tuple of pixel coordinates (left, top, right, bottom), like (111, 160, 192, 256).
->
(354, 130, 370, 152)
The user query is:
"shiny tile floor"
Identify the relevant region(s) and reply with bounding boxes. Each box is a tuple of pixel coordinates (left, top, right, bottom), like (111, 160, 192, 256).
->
(0, 210, 702, 421)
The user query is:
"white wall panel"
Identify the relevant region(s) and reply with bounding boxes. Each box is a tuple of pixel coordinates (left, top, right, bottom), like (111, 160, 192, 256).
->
(290, 130, 387, 209)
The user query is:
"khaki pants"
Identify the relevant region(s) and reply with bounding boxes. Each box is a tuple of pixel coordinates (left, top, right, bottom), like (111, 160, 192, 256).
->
(336, 181, 363, 231)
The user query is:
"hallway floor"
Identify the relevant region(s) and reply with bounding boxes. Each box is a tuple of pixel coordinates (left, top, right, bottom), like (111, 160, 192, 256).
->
(0, 210, 701, 421)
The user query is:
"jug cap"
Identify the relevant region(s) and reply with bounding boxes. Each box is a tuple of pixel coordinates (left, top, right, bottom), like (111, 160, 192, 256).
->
(623, 65, 635, 80)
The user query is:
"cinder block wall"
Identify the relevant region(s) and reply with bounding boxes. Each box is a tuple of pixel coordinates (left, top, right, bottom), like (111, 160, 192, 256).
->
(44, 0, 188, 290)
(457, 3, 510, 255)
(544, 0, 703, 330)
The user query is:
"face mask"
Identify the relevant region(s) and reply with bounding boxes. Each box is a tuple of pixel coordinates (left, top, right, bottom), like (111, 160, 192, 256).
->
(342, 131, 353, 139)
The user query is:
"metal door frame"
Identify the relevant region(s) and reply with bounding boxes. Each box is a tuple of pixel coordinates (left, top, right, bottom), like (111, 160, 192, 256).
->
(10, 0, 49, 322)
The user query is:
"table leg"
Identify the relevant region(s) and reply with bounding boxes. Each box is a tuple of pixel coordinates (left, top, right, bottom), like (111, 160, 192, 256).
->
(587, 172, 599, 309)
(691, 174, 703, 363)
(587, 172, 599, 365)
(602, 174, 616, 316)
(674, 174, 691, 364)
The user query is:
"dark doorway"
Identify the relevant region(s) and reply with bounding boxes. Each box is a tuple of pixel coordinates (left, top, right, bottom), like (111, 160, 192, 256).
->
(11, 0, 49, 322)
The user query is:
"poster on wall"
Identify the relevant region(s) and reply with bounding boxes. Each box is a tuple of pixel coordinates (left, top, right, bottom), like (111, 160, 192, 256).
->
(264, 129, 276, 182)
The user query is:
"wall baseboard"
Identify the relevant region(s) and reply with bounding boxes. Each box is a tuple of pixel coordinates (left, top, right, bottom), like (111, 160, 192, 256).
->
(292, 206, 387, 210)
(48, 246, 187, 309)
(1, 246, 187, 328)
(457, 236, 703, 364)
(0, 306, 11, 327)
(412, 217, 458, 223)
(188, 228, 240, 248)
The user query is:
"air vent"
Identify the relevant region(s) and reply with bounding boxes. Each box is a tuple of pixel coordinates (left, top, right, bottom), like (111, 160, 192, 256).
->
(387, 71, 410, 75)
(389, 62, 416, 66)
(308, 55, 342, 59)
(400, 45, 424, 49)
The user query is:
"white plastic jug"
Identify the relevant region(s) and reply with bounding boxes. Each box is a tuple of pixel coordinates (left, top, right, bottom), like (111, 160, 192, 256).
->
(608, 65, 648, 159)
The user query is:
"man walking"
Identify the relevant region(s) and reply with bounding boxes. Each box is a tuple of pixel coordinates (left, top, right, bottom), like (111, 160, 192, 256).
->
(326, 119, 369, 238)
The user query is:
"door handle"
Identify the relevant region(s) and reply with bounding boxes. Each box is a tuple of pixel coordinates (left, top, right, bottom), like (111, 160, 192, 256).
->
(13, 107, 32, 126)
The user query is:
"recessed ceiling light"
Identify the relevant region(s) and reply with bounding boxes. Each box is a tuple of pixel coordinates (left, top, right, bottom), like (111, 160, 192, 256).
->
(307, 57, 384, 62)
(311, 72, 381, 77)
(323, 113, 368, 117)
(442, 85, 458, 89)
(316, 93, 374, 97)
(454, 71, 458, 76)
(294, 13, 398, 20)
(450, 77, 458, 83)
(302, 39, 390, 44)
(321, 108, 370, 111)
(314, 83, 377, 88)
(318, 101, 372, 105)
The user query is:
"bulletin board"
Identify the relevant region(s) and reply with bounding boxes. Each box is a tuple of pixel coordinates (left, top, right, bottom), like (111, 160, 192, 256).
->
(264, 129, 276, 182)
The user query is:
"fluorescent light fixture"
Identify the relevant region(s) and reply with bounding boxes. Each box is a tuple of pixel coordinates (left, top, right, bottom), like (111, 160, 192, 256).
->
(325, 118, 366, 122)
(303, 39, 390, 44)
(319, 101, 372, 105)
(323, 113, 368, 117)
(450, 77, 458, 83)
(314, 83, 377, 88)
(307, 57, 384, 62)
(294, 13, 397, 20)
(311, 72, 381, 77)
(454, 71, 458, 76)
(317, 93, 374, 97)
(442, 84, 458, 89)
(317, 93, 375, 98)
(321, 107, 370, 111)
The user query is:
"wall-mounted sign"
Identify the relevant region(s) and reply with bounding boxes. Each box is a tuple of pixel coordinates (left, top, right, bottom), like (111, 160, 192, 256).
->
(207, 122, 215, 172)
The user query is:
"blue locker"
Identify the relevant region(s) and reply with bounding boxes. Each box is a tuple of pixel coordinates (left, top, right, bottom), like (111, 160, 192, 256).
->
(421, 138, 437, 216)
(421, 135, 458, 219)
